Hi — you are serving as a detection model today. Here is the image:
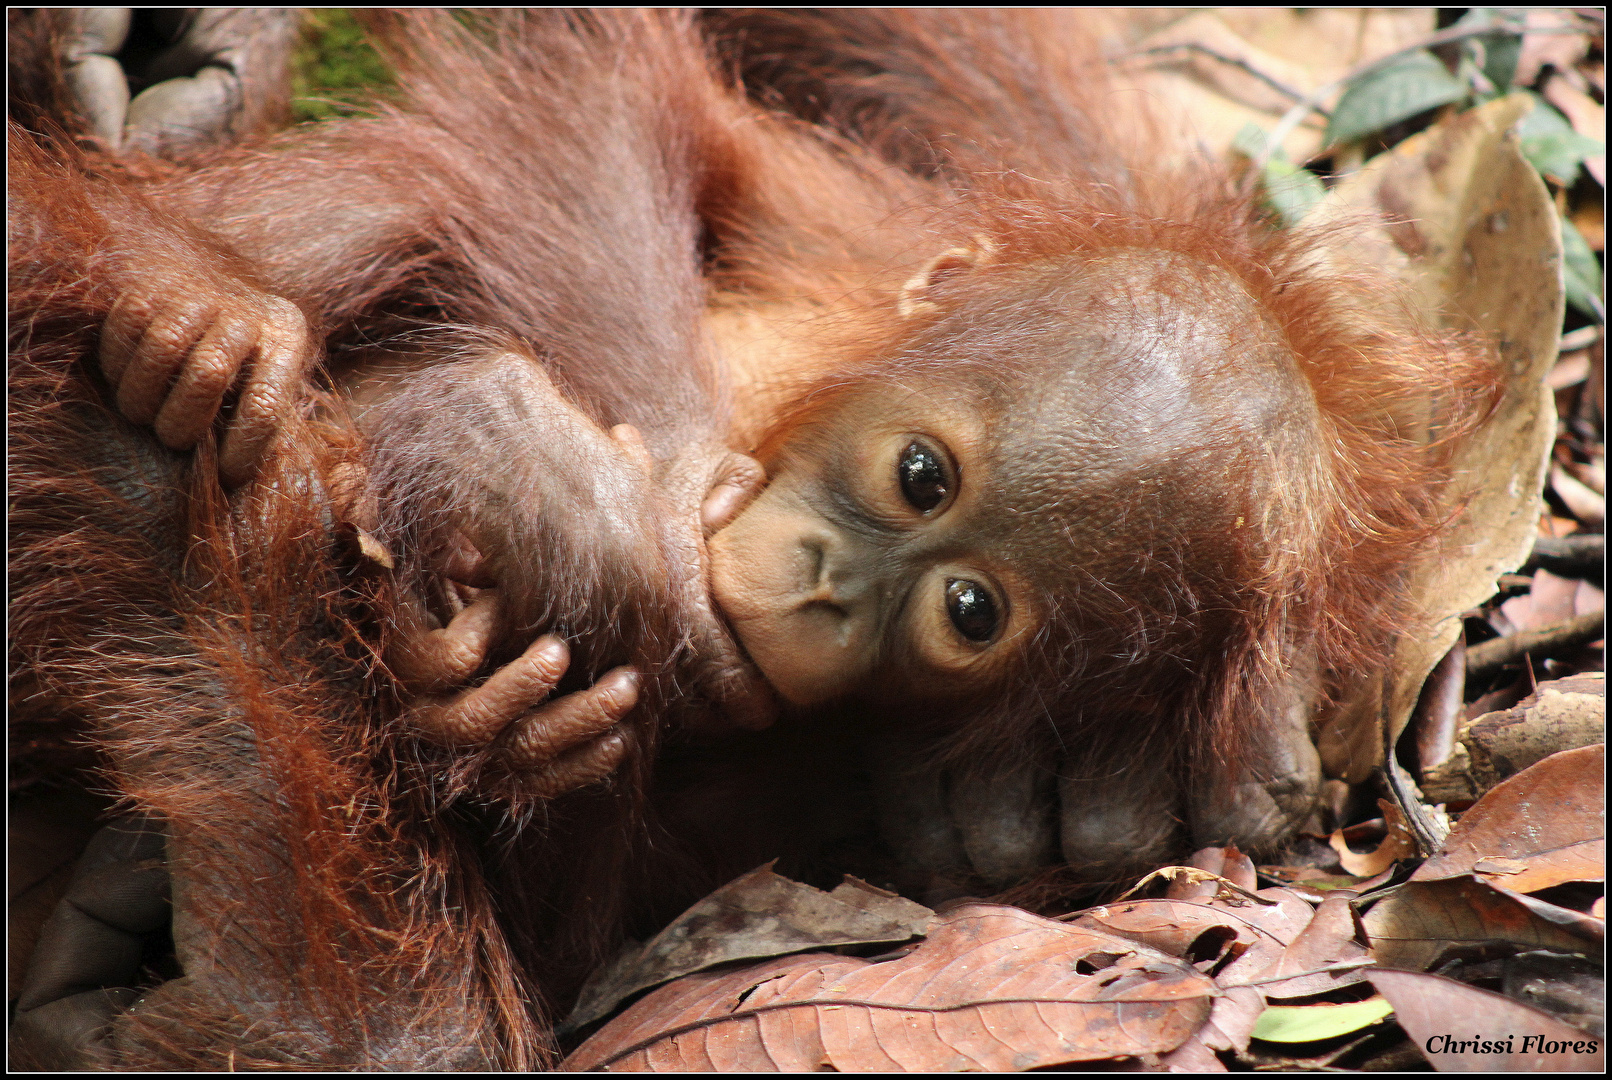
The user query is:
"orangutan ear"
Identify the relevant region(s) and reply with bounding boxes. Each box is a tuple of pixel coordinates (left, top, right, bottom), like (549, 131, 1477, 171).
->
(897, 236, 998, 318)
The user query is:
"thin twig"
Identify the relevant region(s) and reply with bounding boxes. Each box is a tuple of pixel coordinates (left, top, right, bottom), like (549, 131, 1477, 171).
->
(1111, 866, 1277, 906)
(1227, 958, 1378, 989)
(1521, 533, 1604, 579)
(1126, 43, 1320, 114)
(1466, 611, 1608, 680)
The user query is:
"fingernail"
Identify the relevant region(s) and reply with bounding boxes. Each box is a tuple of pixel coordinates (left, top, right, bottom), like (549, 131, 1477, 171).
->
(534, 635, 568, 670)
(604, 669, 641, 708)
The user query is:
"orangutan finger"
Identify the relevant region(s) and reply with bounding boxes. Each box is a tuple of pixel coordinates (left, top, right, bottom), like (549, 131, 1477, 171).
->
(501, 666, 639, 767)
(388, 594, 501, 695)
(407, 633, 571, 746)
(442, 530, 496, 588)
(98, 286, 160, 387)
(702, 451, 767, 536)
(151, 312, 256, 452)
(113, 295, 217, 425)
(520, 729, 630, 798)
(218, 297, 310, 488)
(452, 633, 573, 734)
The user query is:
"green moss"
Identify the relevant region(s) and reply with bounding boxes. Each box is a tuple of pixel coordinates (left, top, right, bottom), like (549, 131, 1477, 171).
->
(290, 10, 394, 123)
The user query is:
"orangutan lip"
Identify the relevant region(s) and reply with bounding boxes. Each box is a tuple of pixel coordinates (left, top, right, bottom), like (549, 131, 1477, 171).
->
(707, 593, 756, 672)
(691, 540, 778, 729)
(706, 617, 779, 729)
(701, 572, 759, 678)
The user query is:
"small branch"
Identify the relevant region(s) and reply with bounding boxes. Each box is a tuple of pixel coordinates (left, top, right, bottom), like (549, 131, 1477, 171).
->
(1126, 43, 1321, 114)
(1111, 866, 1276, 906)
(1521, 534, 1604, 579)
(1380, 755, 1449, 856)
(1466, 611, 1607, 681)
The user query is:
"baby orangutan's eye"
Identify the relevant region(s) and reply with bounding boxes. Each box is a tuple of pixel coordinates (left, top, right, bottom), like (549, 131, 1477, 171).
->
(897, 440, 950, 512)
(945, 578, 998, 642)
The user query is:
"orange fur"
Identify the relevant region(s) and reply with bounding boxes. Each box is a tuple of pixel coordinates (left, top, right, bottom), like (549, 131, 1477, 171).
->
(10, 10, 1501, 1067)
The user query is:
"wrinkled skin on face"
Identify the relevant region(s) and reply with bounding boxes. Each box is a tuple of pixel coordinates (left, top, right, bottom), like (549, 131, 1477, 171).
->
(712, 249, 1319, 716)
(708, 250, 1329, 889)
(711, 382, 1032, 708)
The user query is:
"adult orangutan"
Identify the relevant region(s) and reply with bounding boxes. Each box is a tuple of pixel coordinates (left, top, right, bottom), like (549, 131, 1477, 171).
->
(9, 9, 1494, 1069)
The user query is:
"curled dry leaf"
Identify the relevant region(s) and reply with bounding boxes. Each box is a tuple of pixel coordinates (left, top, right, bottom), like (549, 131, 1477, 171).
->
(1328, 798, 1419, 877)
(564, 864, 934, 1033)
(1309, 94, 1563, 784)
(1422, 673, 1603, 803)
(1499, 568, 1600, 636)
(562, 905, 1216, 1072)
(1413, 743, 1605, 893)
(1070, 884, 1367, 1055)
(1551, 463, 1607, 528)
(1369, 968, 1604, 1071)
(1425, 673, 1599, 809)
(1168, 845, 1259, 897)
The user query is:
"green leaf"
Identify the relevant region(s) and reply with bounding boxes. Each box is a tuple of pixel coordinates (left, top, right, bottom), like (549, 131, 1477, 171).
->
(1560, 216, 1605, 321)
(1523, 131, 1608, 184)
(1233, 122, 1278, 162)
(1261, 158, 1326, 227)
(1326, 49, 1468, 147)
(1252, 996, 1396, 1043)
(1452, 8, 1523, 89)
(1517, 91, 1573, 139)
(1517, 97, 1606, 184)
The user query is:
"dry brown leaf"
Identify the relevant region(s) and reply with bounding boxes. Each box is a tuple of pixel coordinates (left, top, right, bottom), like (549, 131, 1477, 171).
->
(1071, 885, 1331, 1003)
(564, 865, 933, 1033)
(1503, 569, 1592, 631)
(1551, 463, 1607, 528)
(1515, 9, 1595, 88)
(1069, 894, 1270, 975)
(562, 904, 1216, 1072)
(1080, 884, 1355, 1059)
(1212, 889, 1342, 990)
(1311, 94, 1563, 783)
(1173, 983, 1264, 1062)
(1413, 744, 1605, 893)
(1359, 875, 1596, 972)
(1256, 891, 1373, 999)
(1370, 968, 1605, 1070)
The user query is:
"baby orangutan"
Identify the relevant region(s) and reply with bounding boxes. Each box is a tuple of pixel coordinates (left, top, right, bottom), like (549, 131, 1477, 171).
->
(10, 9, 1497, 1069)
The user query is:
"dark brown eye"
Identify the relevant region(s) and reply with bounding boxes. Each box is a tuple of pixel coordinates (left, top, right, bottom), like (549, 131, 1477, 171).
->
(945, 579, 998, 642)
(898, 440, 948, 511)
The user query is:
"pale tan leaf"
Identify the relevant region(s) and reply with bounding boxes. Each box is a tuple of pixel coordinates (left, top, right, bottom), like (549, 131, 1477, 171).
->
(1311, 94, 1564, 783)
